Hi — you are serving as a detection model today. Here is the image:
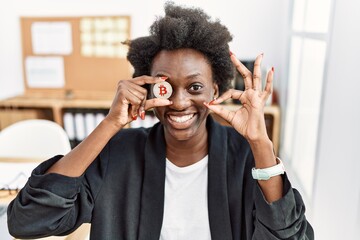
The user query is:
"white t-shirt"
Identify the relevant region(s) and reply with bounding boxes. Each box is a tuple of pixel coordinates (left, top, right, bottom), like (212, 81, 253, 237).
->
(160, 155, 211, 240)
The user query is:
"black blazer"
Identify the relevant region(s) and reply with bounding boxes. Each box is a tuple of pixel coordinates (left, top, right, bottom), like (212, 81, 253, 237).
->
(8, 116, 314, 239)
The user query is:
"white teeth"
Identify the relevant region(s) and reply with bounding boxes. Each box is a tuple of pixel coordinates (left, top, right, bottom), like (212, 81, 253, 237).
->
(169, 114, 194, 123)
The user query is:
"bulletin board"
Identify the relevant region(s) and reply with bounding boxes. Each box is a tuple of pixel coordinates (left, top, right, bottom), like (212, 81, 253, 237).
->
(20, 16, 132, 98)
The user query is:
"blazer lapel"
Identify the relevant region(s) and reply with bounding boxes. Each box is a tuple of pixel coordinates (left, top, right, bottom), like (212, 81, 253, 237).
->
(138, 124, 166, 240)
(207, 117, 233, 240)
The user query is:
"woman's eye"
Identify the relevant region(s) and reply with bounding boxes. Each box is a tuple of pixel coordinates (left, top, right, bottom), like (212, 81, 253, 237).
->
(189, 84, 203, 91)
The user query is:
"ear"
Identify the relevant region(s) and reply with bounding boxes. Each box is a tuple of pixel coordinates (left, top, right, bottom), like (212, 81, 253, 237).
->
(213, 83, 219, 98)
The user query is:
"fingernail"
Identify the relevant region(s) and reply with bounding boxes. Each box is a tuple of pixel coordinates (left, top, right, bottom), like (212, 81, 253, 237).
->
(132, 115, 138, 120)
(140, 111, 145, 120)
(260, 52, 264, 57)
(229, 50, 235, 57)
(159, 76, 168, 80)
(208, 100, 216, 105)
(272, 66, 275, 72)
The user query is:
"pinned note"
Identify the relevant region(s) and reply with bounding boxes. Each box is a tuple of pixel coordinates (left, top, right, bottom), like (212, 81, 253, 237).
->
(25, 56, 65, 88)
(31, 22, 73, 55)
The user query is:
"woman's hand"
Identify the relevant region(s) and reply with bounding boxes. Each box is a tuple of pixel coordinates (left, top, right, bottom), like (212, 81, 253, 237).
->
(204, 53, 274, 143)
(106, 76, 172, 129)
(205, 53, 283, 202)
(47, 76, 172, 178)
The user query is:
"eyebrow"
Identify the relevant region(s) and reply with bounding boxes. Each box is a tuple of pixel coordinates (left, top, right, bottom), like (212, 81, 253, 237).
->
(154, 72, 202, 80)
(154, 73, 167, 78)
(186, 73, 201, 80)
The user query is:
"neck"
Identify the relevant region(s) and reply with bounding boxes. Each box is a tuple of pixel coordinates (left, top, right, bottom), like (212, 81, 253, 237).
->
(165, 129, 208, 168)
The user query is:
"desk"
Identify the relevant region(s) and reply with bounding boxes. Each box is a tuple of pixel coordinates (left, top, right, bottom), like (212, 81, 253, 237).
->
(0, 158, 33, 238)
(0, 157, 43, 163)
(0, 190, 17, 206)
(0, 157, 90, 240)
(0, 157, 42, 195)
(0, 157, 41, 207)
(0, 191, 90, 240)
(0, 157, 40, 205)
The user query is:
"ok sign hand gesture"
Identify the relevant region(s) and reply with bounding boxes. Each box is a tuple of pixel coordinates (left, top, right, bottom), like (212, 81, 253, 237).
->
(205, 53, 274, 143)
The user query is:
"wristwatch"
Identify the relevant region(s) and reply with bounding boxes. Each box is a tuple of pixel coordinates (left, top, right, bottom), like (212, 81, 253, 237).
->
(251, 157, 285, 180)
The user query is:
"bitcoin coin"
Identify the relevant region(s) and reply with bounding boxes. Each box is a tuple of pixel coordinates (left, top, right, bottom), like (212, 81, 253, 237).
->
(153, 81, 173, 99)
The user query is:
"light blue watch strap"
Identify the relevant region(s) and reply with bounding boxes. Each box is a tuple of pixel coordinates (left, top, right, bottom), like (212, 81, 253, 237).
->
(251, 157, 285, 180)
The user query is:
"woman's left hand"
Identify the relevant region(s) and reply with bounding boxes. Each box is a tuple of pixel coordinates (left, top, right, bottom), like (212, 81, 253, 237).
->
(204, 53, 274, 143)
(206, 53, 283, 203)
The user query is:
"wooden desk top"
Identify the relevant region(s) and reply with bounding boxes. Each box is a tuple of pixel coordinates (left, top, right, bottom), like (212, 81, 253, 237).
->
(0, 95, 113, 109)
(0, 157, 42, 205)
(0, 157, 43, 163)
(0, 190, 17, 205)
(0, 155, 91, 239)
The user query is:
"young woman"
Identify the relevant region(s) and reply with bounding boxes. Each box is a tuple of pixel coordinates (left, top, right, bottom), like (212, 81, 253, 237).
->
(8, 3, 314, 239)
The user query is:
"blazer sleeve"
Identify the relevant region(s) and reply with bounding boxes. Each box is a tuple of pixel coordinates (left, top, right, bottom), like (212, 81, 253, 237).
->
(252, 174, 314, 240)
(7, 153, 107, 239)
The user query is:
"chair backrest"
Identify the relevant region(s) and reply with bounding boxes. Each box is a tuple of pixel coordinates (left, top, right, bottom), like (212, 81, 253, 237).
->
(0, 119, 71, 159)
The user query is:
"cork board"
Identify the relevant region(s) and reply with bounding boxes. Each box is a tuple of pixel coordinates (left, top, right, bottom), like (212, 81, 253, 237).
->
(20, 16, 132, 98)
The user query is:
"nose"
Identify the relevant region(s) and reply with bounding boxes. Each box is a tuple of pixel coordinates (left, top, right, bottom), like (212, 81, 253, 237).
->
(169, 89, 191, 111)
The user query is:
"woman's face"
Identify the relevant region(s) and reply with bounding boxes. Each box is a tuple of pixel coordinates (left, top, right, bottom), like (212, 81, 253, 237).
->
(151, 48, 218, 141)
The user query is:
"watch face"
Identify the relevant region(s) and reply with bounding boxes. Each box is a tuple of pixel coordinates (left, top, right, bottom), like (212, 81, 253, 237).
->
(153, 81, 173, 99)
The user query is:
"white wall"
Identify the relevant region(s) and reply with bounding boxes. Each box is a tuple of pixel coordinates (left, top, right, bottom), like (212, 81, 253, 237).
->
(0, 0, 288, 100)
(311, 0, 360, 239)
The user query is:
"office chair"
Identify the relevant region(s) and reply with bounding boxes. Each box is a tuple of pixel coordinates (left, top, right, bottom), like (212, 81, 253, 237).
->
(0, 119, 71, 159)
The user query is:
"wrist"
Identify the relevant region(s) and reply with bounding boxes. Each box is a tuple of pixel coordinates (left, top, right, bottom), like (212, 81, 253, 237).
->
(249, 137, 273, 155)
(102, 116, 124, 133)
(249, 138, 277, 169)
(252, 157, 285, 181)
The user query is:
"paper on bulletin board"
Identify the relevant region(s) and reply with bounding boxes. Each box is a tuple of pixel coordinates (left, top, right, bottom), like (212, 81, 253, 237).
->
(31, 21, 73, 55)
(25, 56, 65, 88)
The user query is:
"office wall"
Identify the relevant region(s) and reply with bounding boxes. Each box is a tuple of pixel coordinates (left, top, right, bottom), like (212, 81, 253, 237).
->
(312, 0, 360, 239)
(0, 0, 289, 100)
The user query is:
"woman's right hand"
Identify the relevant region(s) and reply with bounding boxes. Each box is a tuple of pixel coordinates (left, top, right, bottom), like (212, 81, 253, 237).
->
(106, 75, 172, 129)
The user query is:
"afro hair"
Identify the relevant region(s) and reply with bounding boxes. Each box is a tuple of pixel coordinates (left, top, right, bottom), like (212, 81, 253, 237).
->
(126, 2, 234, 95)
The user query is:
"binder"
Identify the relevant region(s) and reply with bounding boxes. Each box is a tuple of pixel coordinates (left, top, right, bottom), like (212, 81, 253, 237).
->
(63, 112, 75, 141)
(74, 112, 86, 141)
(85, 113, 96, 136)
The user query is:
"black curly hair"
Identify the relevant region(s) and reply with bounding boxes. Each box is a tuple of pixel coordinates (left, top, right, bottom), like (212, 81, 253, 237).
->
(126, 2, 234, 95)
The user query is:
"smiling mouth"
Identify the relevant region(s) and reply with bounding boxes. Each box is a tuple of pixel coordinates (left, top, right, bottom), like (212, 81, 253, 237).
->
(168, 114, 195, 123)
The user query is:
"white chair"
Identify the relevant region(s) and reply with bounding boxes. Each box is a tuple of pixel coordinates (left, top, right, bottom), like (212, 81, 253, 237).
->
(0, 119, 72, 194)
(0, 119, 71, 159)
